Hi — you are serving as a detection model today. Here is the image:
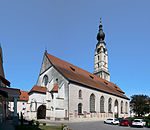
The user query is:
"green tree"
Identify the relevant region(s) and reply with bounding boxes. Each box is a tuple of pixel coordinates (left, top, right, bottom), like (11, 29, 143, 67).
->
(130, 95, 150, 117)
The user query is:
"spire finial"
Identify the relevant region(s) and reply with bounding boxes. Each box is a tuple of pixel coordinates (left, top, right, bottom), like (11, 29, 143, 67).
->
(100, 17, 102, 25)
(97, 18, 105, 42)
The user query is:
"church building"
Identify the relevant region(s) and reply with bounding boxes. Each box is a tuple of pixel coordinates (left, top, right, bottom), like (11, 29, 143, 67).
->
(26, 19, 129, 121)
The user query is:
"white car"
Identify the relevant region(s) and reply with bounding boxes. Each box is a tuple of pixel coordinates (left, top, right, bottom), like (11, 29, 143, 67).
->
(132, 119, 146, 127)
(104, 118, 119, 125)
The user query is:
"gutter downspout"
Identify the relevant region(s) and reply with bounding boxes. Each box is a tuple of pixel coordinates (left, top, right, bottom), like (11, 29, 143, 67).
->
(68, 82, 70, 120)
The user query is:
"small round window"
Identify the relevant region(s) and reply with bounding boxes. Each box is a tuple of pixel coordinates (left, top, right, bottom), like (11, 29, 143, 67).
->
(43, 75, 48, 86)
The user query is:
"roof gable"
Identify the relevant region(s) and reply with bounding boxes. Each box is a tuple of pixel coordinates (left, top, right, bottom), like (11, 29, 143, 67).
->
(40, 51, 52, 75)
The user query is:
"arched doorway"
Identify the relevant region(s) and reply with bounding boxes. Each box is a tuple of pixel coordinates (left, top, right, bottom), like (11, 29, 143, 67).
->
(114, 100, 118, 118)
(37, 105, 46, 119)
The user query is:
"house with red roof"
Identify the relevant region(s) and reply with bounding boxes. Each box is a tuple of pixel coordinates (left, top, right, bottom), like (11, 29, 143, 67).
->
(8, 90, 29, 119)
(26, 20, 129, 121)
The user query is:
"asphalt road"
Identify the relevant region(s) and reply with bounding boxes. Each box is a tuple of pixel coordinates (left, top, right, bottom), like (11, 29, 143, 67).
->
(38, 120, 150, 130)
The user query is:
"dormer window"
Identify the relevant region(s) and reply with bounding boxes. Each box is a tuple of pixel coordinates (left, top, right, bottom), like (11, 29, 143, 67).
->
(70, 66, 75, 71)
(104, 81, 108, 85)
(114, 86, 117, 89)
(89, 75, 94, 79)
(43, 75, 48, 86)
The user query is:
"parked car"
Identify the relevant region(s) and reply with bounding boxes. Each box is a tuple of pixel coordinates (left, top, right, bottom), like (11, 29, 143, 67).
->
(104, 118, 119, 125)
(132, 119, 146, 127)
(117, 118, 124, 122)
(119, 119, 132, 126)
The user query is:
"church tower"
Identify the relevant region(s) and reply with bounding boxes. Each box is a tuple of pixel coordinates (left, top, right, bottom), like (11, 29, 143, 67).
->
(93, 18, 110, 81)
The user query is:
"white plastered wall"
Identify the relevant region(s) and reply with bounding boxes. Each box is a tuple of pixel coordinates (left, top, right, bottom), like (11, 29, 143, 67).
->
(69, 82, 129, 121)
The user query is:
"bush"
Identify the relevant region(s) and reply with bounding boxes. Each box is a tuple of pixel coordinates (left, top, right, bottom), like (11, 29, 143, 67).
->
(61, 123, 68, 130)
(130, 116, 150, 122)
(43, 122, 46, 126)
(35, 121, 40, 126)
(61, 123, 64, 130)
(28, 120, 34, 125)
(64, 124, 68, 128)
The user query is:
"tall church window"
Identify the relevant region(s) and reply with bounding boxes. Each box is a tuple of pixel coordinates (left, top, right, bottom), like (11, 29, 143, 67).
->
(125, 102, 128, 113)
(56, 78, 58, 83)
(98, 55, 99, 60)
(90, 93, 95, 112)
(121, 101, 123, 114)
(79, 90, 82, 99)
(78, 103, 82, 115)
(100, 96, 105, 113)
(103, 48, 106, 53)
(108, 98, 112, 113)
(35, 101, 37, 111)
(30, 102, 33, 111)
(51, 93, 54, 99)
(43, 75, 48, 86)
(104, 55, 106, 61)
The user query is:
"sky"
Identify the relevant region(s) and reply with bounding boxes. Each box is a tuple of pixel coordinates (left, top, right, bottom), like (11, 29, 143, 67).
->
(0, 0, 150, 98)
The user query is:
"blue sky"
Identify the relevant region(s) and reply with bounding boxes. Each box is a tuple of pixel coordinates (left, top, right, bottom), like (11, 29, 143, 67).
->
(0, 0, 150, 98)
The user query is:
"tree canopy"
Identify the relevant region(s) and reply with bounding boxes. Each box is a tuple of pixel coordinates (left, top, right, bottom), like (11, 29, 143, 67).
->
(130, 95, 150, 117)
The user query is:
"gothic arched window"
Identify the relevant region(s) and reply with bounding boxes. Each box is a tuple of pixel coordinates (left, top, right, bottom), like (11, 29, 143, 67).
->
(30, 103, 32, 111)
(35, 101, 37, 111)
(100, 96, 105, 113)
(104, 55, 106, 60)
(108, 98, 112, 113)
(121, 101, 123, 114)
(90, 94, 95, 112)
(98, 55, 100, 60)
(125, 102, 128, 113)
(43, 75, 48, 86)
(78, 103, 82, 115)
(79, 90, 82, 99)
(103, 48, 106, 53)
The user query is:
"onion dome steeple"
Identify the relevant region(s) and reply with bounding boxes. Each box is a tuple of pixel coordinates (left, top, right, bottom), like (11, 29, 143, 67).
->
(97, 18, 105, 42)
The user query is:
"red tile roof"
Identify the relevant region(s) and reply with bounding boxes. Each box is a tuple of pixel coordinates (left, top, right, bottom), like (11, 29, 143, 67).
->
(20, 90, 29, 101)
(29, 85, 47, 94)
(50, 84, 59, 92)
(46, 52, 129, 100)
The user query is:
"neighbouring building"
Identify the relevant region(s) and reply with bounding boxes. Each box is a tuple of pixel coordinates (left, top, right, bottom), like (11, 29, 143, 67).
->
(26, 19, 130, 121)
(0, 45, 20, 125)
(8, 90, 29, 119)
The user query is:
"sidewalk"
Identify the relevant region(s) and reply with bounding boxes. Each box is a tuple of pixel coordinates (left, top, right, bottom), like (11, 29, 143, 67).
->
(0, 120, 15, 130)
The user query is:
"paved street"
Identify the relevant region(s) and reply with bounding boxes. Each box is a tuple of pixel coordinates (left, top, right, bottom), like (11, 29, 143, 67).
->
(38, 120, 150, 130)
